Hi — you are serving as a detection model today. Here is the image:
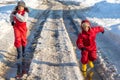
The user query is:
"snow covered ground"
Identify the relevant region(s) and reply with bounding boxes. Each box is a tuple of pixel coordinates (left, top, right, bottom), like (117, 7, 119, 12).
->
(0, 0, 120, 80)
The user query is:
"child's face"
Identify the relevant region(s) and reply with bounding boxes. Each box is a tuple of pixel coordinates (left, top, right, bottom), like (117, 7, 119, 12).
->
(18, 6, 24, 11)
(81, 22, 90, 32)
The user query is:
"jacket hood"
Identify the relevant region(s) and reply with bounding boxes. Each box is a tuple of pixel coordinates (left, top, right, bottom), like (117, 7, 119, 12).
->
(81, 19, 91, 30)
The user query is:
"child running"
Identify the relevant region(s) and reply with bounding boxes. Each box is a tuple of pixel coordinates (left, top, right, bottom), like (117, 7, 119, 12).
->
(76, 20, 104, 72)
(10, 1, 29, 78)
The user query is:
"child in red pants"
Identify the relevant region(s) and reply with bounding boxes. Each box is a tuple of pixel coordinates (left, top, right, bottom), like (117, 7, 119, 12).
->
(10, 1, 29, 78)
(76, 20, 104, 72)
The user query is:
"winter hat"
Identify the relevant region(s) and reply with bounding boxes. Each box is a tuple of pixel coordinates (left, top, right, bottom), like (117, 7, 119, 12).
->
(81, 19, 91, 28)
(81, 20, 90, 25)
(17, 1, 26, 7)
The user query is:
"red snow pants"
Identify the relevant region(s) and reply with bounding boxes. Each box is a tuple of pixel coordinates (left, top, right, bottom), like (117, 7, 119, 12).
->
(81, 50, 97, 64)
(13, 25, 27, 48)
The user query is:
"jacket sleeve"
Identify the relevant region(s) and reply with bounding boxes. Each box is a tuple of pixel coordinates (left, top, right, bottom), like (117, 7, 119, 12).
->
(10, 12, 14, 23)
(76, 34, 84, 50)
(15, 12, 28, 22)
(94, 26, 104, 33)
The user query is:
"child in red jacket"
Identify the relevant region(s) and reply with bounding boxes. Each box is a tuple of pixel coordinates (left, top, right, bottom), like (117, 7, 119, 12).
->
(76, 20, 104, 72)
(10, 1, 29, 78)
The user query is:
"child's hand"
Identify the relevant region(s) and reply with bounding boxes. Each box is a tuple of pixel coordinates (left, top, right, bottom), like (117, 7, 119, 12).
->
(11, 21, 14, 26)
(81, 47, 86, 51)
(101, 31, 104, 34)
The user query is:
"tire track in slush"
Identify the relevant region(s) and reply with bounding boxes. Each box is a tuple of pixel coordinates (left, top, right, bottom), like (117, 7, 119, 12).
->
(27, 1, 83, 80)
(22, 5, 53, 80)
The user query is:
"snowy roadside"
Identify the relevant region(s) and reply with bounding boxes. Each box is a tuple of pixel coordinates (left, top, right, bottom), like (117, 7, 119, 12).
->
(0, 2, 16, 78)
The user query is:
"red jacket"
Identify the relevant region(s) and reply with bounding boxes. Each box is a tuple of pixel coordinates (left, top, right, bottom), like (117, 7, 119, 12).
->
(13, 10, 28, 48)
(14, 10, 27, 32)
(76, 26, 104, 51)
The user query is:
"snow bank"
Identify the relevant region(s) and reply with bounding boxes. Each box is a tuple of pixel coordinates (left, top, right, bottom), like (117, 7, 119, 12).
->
(0, 0, 16, 3)
(0, 3, 16, 78)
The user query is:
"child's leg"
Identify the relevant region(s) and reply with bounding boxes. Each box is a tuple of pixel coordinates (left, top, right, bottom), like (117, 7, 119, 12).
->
(14, 28, 22, 48)
(21, 30, 27, 48)
(81, 50, 89, 71)
(21, 28, 28, 74)
(88, 50, 97, 61)
(21, 28, 27, 57)
(81, 50, 89, 64)
(88, 60, 94, 68)
(88, 51, 97, 68)
(16, 47, 23, 78)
